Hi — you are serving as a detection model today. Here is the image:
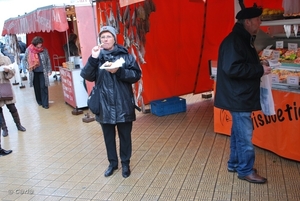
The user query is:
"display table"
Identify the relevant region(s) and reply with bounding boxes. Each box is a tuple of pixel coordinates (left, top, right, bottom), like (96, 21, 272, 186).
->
(214, 89, 300, 162)
(59, 67, 88, 109)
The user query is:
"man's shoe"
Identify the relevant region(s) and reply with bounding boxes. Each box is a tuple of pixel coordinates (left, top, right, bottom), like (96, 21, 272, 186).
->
(228, 168, 257, 173)
(0, 149, 13, 157)
(122, 166, 131, 178)
(238, 172, 267, 184)
(104, 166, 118, 177)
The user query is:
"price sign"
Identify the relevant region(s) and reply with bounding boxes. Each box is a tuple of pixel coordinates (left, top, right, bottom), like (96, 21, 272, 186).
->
(288, 43, 298, 51)
(271, 74, 279, 83)
(262, 49, 273, 57)
(287, 76, 299, 85)
(276, 41, 284, 49)
(272, 51, 280, 60)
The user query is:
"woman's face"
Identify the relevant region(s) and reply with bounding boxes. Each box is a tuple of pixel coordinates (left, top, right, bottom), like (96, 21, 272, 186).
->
(36, 43, 43, 49)
(100, 32, 115, 51)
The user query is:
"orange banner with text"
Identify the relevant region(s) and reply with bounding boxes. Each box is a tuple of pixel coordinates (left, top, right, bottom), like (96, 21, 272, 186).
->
(214, 89, 300, 162)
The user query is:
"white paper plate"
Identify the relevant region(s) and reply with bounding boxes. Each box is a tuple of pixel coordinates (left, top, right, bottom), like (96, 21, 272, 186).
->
(99, 58, 125, 70)
(100, 66, 120, 69)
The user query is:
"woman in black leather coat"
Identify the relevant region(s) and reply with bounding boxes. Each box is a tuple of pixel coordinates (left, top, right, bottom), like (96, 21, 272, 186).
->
(81, 26, 141, 178)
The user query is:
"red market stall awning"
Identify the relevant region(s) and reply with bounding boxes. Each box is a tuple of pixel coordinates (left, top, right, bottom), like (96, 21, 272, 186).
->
(1, 5, 68, 36)
(95, 0, 144, 7)
(1, 4, 98, 73)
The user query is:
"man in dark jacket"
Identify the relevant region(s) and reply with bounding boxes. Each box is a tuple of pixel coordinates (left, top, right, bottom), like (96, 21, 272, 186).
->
(214, 5, 271, 184)
(63, 33, 80, 61)
(17, 37, 27, 79)
(17, 37, 26, 54)
(81, 26, 141, 178)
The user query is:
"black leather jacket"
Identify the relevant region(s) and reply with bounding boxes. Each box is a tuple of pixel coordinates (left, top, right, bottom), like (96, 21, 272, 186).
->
(214, 23, 264, 112)
(81, 44, 141, 124)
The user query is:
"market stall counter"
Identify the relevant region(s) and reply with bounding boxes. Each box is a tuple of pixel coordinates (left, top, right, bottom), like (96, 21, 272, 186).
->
(60, 67, 88, 109)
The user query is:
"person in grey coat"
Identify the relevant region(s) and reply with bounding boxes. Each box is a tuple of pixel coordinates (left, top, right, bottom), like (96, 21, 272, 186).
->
(81, 26, 141, 178)
(23, 36, 52, 109)
(0, 54, 26, 137)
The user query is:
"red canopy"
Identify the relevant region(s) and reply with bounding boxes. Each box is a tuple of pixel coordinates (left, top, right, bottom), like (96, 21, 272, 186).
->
(1, 5, 68, 36)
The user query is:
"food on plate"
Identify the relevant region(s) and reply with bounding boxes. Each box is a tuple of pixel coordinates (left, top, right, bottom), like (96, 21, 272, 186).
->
(100, 58, 125, 69)
(104, 62, 112, 67)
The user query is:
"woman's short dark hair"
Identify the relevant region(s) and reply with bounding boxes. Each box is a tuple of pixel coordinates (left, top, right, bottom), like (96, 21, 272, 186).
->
(69, 33, 78, 42)
(31, 36, 44, 46)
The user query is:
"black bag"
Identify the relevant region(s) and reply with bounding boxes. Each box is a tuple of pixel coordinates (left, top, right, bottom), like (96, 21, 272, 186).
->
(0, 83, 13, 101)
(85, 65, 104, 115)
(87, 85, 101, 115)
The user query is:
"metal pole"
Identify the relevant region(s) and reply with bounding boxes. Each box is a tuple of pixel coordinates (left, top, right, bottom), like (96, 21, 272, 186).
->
(65, 31, 70, 60)
(90, 0, 99, 45)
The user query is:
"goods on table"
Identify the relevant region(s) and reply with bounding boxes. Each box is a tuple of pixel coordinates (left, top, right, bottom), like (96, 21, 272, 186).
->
(259, 48, 300, 64)
(261, 8, 284, 21)
(271, 68, 300, 83)
(259, 48, 300, 85)
(282, 0, 300, 18)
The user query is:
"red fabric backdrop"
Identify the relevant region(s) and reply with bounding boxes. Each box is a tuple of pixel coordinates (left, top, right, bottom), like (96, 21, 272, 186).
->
(194, 0, 235, 94)
(27, 31, 66, 69)
(16, 0, 285, 104)
(26, 31, 67, 70)
(143, 0, 206, 101)
(95, 0, 241, 103)
(244, 0, 282, 8)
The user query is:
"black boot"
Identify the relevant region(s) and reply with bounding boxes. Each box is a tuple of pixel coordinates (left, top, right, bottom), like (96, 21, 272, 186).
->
(0, 147, 13, 156)
(2, 127, 8, 137)
(12, 111, 26, 132)
(0, 112, 8, 137)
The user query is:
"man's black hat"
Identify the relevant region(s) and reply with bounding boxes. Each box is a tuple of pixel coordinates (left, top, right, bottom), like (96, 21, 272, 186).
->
(236, 4, 262, 20)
